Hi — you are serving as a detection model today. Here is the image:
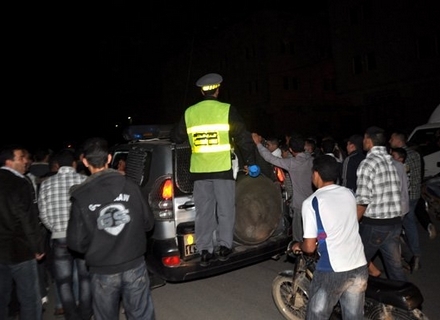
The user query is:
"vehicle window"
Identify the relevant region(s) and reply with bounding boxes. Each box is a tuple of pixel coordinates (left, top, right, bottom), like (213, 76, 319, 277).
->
(112, 152, 128, 170)
(409, 128, 440, 157)
(124, 148, 152, 187)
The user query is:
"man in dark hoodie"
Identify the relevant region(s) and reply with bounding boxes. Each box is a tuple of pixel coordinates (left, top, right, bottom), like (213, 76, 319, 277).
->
(66, 137, 155, 320)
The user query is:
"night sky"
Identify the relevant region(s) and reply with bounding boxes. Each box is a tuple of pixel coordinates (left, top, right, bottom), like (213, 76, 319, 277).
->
(4, 2, 301, 152)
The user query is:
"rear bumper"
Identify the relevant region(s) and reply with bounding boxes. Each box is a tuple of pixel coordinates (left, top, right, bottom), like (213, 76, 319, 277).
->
(146, 234, 291, 282)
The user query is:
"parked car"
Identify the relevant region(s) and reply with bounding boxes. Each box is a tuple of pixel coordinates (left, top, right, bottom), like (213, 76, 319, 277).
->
(110, 125, 292, 283)
(408, 104, 440, 179)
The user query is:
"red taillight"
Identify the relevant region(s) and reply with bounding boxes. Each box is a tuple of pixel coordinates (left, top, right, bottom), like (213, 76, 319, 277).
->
(275, 167, 285, 183)
(162, 255, 181, 267)
(161, 179, 173, 199)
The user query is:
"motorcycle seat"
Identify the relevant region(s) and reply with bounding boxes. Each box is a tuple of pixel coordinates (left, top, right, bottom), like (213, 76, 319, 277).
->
(366, 276, 424, 311)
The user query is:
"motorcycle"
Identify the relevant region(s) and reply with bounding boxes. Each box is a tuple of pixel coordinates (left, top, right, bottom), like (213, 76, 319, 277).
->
(272, 245, 429, 320)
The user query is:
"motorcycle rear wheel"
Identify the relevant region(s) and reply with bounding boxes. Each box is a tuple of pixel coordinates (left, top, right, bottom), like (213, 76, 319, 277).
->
(271, 275, 308, 320)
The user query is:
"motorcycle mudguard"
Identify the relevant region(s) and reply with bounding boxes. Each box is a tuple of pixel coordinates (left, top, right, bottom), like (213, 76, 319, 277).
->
(366, 276, 424, 311)
(278, 270, 294, 278)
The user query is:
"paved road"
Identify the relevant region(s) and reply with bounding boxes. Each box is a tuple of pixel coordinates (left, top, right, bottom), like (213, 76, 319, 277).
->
(41, 221, 439, 320)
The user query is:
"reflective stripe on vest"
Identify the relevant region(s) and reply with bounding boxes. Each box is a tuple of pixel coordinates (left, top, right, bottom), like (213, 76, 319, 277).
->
(187, 124, 230, 153)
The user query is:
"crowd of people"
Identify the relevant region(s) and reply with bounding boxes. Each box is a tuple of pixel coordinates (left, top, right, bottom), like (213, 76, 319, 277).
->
(1, 139, 156, 320)
(1, 71, 436, 319)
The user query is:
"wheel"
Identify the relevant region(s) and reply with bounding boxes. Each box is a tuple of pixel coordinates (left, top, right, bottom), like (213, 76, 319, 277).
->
(364, 299, 429, 320)
(235, 174, 283, 244)
(272, 275, 308, 320)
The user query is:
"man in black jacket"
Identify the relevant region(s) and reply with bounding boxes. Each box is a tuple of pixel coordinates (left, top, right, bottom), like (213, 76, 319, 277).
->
(341, 134, 365, 193)
(66, 137, 155, 320)
(0, 145, 46, 320)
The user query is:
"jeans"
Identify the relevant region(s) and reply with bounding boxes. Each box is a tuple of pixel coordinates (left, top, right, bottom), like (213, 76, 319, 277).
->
(307, 265, 368, 320)
(91, 260, 155, 320)
(53, 238, 92, 320)
(54, 262, 79, 309)
(402, 199, 421, 257)
(359, 222, 407, 281)
(0, 259, 42, 320)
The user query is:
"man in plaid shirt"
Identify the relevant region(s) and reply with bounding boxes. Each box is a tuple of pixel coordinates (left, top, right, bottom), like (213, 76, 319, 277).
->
(356, 126, 407, 282)
(38, 149, 92, 319)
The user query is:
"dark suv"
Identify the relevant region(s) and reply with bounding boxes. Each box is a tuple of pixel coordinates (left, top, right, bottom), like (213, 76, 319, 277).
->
(110, 125, 292, 283)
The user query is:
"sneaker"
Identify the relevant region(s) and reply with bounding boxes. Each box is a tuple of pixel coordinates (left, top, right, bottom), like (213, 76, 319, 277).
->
(428, 223, 437, 239)
(200, 250, 216, 267)
(218, 246, 233, 261)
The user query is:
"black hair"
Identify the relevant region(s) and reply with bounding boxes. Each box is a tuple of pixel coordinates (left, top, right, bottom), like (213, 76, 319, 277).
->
(82, 137, 109, 168)
(348, 134, 363, 151)
(365, 126, 387, 146)
(0, 144, 24, 166)
(391, 147, 407, 162)
(321, 138, 336, 154)
(56, 149, 76, 167)
(288, 133, 305, 153)
(312, 155, 341, 183)
(266, 137, 280, 147)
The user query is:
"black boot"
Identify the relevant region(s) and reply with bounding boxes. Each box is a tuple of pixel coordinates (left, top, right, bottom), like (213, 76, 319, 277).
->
(200, 250, 216, 267)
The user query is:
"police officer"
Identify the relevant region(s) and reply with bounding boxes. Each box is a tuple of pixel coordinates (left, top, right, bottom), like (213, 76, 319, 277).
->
(170, 73, 257, 267)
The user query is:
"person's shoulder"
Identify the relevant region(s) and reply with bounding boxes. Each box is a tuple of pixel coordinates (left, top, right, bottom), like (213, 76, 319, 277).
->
(348, 151, 366, 163)
(352, 150, 366, 158)
(0, 168, 11, 177)
(357, 156, 371, 169)
(406, 147, 421, 158)
(0, 168, 22, 180)
(39, 174, 55, 187)
(303, 191, 317, 205)
(337, 184, 356, 196)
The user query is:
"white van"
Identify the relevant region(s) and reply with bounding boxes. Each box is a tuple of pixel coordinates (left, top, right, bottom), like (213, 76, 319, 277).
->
(408, 104, 440, 179)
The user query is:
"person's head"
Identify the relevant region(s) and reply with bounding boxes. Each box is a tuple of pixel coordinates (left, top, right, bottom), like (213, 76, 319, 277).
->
(346, 134, 363, 155)
(304, 138, 317, 154)
(0, 145, 27, 174)
(288, 133, 305, 154)
(33, 147, 51, 163)
(114, 154, 127, 174)
(265, 137, 280, 153)
(47, 153, 60, 173)
(81, 137, 111, 171)
(196, 73, 223, 98)
(321, 138, 336, 154)
(389, 131, 407, 148)
(391, 147, 407, 163)
(363, 126, 387, 151)
(311, 155, 341, 188)
(56, 149, 76, 168)
(279, 143, 291, 158)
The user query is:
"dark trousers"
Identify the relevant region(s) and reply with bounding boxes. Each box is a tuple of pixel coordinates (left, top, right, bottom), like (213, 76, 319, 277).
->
(53, 238, 92, 320)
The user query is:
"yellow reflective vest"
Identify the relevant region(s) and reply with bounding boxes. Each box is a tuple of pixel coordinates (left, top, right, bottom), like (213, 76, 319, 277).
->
(185, 100, 231, 173)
